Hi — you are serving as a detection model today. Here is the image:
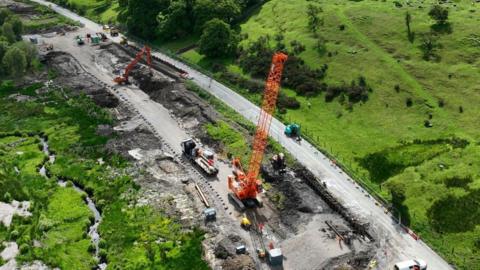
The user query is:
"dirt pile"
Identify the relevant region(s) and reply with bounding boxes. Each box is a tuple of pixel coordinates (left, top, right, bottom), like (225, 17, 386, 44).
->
(43, 51, 119, 108)
(221, 255, 255, 270)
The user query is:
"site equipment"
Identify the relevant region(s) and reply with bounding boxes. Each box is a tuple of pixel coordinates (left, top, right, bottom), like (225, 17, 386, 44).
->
(227, 52, 288, 210)
(76, 35, 84, 45)
(91, 36, 100, 45)
(240, 215, 252, 230)
(203, 208, 216, 221)
(110, 27, 119, 37)
(256, 248, 266, 258)
(181, 139, 219, 176)
(267, 247, 283, 266)
(271, 153, 286, 172)
(235, 245, 247, 255)
(114, 46, 152, 84)
(120, 37, 128, 46)
(284, 123, 301, 138)
(394, 259, 427, 270)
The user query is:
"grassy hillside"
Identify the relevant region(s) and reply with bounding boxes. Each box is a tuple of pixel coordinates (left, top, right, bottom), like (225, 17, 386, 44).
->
(49, 0, 119, 23)
(180, 0, 480, 268)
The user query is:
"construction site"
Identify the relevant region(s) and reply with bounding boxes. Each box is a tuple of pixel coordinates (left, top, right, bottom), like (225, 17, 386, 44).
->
(0, 1, 456, 270)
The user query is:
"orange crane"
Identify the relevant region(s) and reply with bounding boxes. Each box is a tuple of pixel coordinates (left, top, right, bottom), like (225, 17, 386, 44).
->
(228, 52, 288, 210)
(114, 46, 152, 84)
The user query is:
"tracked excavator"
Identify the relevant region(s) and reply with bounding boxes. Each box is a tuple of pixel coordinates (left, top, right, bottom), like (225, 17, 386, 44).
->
(227, 52, 288, 211)
(114, 46, 152, 84)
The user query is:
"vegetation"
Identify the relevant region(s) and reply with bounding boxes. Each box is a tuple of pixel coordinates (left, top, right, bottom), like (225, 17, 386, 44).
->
(199, 19, 237, 58)
(0, 8, 40, 78)
(0, 82, 208, 269)
(17, 0, 480, 268)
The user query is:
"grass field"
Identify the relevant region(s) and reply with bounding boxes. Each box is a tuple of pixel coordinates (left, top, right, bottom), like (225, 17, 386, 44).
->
(49, 0, 120, 23)
(180, 0, 480, 268)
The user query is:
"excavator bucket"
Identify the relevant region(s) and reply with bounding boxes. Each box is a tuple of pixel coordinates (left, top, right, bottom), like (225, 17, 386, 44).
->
(114, 76, 127, 84)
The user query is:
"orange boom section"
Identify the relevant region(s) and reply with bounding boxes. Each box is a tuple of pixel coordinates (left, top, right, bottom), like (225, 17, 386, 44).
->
(228, 52, 288, 203)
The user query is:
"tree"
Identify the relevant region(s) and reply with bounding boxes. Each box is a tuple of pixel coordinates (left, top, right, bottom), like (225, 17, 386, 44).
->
(1, 22, 16, 43)
(6, 16, 23, 40)
(420, 34, 440, 61)
(0, 8, 10, 26)
(0, 40, 9, 74)
(2, 46, 27, 77)
(193, 0, 240, 31)
(157, 0, 193, 39)
(124, 0, 168, 39)
(13, 41, 36, 68)
(429, 5, 448, 25)
(198, 19, 237, 57)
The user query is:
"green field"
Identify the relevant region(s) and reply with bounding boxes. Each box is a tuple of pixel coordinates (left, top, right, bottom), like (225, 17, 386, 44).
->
(0, 82, 208, 269)
(50, 0, 119, 23)
(180, 0, 480, 268)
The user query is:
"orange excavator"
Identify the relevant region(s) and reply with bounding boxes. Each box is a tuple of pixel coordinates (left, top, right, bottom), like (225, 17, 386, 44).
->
(114, 46, 152, 84)
(228, 52, 288, 211)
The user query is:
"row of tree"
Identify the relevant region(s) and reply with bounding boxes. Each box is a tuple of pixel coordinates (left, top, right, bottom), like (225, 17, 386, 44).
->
(117, 0, 260, 41)
(0, 9, 37, 77)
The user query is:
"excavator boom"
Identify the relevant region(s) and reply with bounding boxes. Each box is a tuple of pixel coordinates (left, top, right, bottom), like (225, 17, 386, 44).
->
(114, 46, 152, 84)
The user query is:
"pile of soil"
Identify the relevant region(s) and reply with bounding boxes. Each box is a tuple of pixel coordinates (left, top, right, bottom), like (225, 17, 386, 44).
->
(221, 255, 255, 270)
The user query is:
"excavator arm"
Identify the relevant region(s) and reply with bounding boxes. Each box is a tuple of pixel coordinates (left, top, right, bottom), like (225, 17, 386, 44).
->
(114, 46, 152, 84)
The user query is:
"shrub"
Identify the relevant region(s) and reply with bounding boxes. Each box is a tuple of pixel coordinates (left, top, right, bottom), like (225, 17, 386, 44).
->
(406, 97, 413, 107)
(438, 99, 445, 107)
(394, 84, 400, 93)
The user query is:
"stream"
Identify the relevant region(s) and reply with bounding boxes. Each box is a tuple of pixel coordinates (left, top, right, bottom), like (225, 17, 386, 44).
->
(39, 138, 106, 270)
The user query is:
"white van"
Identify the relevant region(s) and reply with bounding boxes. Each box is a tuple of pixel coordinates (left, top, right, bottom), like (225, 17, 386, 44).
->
(394, 259, 427, 270)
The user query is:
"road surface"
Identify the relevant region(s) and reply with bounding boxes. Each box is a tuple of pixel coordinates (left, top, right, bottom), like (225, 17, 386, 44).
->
(30, 1, 454, 269)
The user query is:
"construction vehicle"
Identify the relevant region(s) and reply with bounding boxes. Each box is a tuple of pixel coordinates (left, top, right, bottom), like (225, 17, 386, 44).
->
(227, 52, 288, 211)
(284, 123, 301, 139)
(120, 37, 128, 46)
(110, 27, 119, 37)
(76, 35, 84, 45)
(256, 248, 266, 258)
(394, 259, 427, 270)
(181, 139, 219, 176)
(271, 153, 286, 173)
(91, 36, 100, 45)
(98, 32, 108, 42)
(203, 208, 216, 222)
(114, 46, 152, 84)
(240, 215, 251, 230)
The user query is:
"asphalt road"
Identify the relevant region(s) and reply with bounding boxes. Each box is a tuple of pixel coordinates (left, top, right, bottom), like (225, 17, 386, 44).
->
(30, 1, 454, 269)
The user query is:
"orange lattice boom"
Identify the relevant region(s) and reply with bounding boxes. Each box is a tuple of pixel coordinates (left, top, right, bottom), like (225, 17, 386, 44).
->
(228, 52, 288, 202)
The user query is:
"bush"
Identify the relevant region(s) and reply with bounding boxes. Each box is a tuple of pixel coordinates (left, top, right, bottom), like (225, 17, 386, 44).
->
(238, 35, 328, 96)
(406, 97, 413, 107)
(277, 92, 300, 110)
(325, 76, 371, 103)
(3, 191, 12, 202)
